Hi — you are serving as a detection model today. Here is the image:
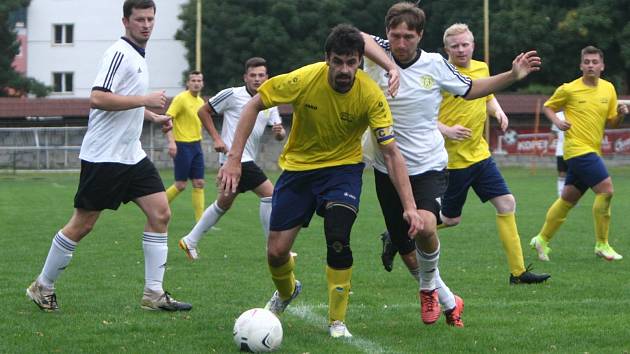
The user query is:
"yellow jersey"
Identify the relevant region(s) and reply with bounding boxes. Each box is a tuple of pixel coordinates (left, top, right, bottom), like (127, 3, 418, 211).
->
(439, 60, 494, 169)
(544, 77, 618, 159)
(166, 91, 205, 142)
(258, 62, 393, 171)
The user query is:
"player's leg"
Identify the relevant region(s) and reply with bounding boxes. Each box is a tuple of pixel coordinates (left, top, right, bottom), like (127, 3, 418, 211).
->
(130, 158, 190, 311)
(166, 142, 191, 202)
(244, 162, 275, 239)
(440, 165, 475, 228)
(189, 141, 205, 222)
(556, 156, 568, 197)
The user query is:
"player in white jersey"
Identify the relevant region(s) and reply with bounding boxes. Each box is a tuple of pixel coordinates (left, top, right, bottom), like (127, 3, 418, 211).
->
(178, 57, 287, 260)
(551, 112, 567, 196)
(26, 0, 191, 312)
(361, 2, 541, 327)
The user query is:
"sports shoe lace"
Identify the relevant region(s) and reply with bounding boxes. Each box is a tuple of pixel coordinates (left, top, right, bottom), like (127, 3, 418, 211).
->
(45, 293, 58, 308)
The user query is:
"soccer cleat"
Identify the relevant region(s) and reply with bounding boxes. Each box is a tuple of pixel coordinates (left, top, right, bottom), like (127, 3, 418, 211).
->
(530, 235, 551, 261)
(178, 237, 199, 261)
(419, 289, 441, 324)
(26, 281, 58, 312)
(594, 242, 623, 261)
(264, 280, 302, 316)
(140, 289, 192, 311)
(444, 295, 464, 327)
(509, 264, 551, 285)
(380, 231, 397, 272)
(329, 320, 353, 338)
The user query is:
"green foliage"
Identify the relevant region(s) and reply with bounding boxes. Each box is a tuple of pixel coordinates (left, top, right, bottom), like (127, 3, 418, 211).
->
(177, 0, 630, 94)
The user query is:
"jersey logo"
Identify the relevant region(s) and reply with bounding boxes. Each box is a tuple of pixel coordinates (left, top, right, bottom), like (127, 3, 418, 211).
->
(305, 103, 318, 110)
(419, 75, 434, 89)
(340, 112, 354, 122)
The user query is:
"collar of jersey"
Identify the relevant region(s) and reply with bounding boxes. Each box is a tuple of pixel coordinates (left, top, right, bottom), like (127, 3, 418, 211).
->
(121, 37, 146, 57)
(393, 48, 421, 69)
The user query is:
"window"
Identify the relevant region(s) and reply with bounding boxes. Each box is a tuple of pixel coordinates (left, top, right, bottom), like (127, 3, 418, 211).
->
(52, 72, 73, 93)
(53, 24, 73, 45)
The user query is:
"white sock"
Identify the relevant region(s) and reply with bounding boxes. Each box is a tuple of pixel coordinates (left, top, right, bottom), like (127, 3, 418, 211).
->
(143, 232, 167, 293)
(435, 268, 456, 310)
(416, 243, 440, 291)
(408, 265, 421, 282)
(557, 177, 565, 197)
(184, 201, 225, 247)
(37, 230, 77, 288)
(259, 197, 272, 240)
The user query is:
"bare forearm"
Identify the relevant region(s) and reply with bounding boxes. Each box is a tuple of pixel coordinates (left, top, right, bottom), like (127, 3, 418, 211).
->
(487, 97, 503, 117)
(361, 32, 396, 72)
(198, 105, 222, 141)
(90, 90, 146, 111)
(382, 145, 416, 211)
(466, 71, 516, 100)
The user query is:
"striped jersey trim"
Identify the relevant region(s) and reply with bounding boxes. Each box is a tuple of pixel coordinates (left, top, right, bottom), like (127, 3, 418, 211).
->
(209, 88, 234, 109)
(103, 51, 124, 90)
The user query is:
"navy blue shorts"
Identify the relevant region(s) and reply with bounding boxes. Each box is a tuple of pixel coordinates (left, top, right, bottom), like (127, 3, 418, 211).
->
(269, 163, 364, 231)
(556, 156, 568, 173)
(565, 152, 609, 193)
(174, 141, 204, 181)
(442, 157, 510, 218)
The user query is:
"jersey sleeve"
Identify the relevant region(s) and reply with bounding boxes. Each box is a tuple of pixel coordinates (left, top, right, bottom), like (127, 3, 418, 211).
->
(606, 84, 618, 120)
(258, 69, 305, 108)
(366, 89, 395, 145)
(165, 95, 180, 118)
(544, 85, 568, 111)
(92, 49, 127, 93)
(436, 57, 472, 97)
(208, 88, 234, 115)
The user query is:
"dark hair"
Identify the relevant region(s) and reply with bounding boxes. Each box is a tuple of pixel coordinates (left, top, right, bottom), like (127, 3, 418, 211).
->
(123, 0, 156, 18)
(244, 57, 267, 72)
(385, 2, 425, 34)
(325, 24, 365, 57)
(581, 45, 604, 61)
(188, 71, 203, 80)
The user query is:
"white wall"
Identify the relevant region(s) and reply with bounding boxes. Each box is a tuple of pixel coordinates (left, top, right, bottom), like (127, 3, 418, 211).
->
(26, 0, 189, 98)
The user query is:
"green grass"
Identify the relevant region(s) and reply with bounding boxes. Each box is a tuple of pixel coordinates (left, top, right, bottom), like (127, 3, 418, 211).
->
(2, 167, 630, 353)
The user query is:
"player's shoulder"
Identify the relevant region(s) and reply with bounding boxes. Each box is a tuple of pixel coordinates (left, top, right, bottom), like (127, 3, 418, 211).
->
(469, 59, 489, 70)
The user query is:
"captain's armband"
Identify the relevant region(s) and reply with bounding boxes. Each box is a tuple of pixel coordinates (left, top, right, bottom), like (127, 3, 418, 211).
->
(373, 126, 395, 145)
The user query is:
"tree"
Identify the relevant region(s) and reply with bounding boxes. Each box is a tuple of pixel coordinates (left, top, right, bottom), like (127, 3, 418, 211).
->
(0, 0, 50, 97)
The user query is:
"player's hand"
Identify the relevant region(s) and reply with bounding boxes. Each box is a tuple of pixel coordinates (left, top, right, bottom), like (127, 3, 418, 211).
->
(444, 124, 472, 141)
(153, 114, 172, 133)
(168, 142, 177, 158)
(217, 159, 241, 196)
(496, 110, 509, 132)
(511, 50, 541, 80)
(213, 139, 227, 153)
(555, 119, 571, 131)
(145, 90, 167, 108)
(386, 68, 400, 98)
(618, 103, 629, 115)
(272, 124, 286, 141)
(403, 209, 423, 238)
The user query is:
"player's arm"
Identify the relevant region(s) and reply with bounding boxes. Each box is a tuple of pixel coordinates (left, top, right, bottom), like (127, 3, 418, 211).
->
(272, 123, 286, 141)
(143, 109, 172, 132)
(375, 129, 423, 237)
(164, 119, 177, 158)
(607, 102, 629, 128)
(360, 32, 399, 97)
(487, 97, 509, 132)
(438, 121, 472, 141)
(90, 89, 167, 111)
(218, 94, 265, 195)
(543, 106, 570, 131)
(464, 51, 541, 100)
(198, 103, 227, 153)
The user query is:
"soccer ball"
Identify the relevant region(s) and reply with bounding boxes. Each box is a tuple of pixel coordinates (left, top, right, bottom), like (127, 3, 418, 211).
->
(233, 308, 283, 352)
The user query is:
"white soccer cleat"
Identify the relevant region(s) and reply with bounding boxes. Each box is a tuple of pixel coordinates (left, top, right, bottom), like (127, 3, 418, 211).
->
(26, 280, 58, 311)
(178, 237, 199, 261)
(264, 280, 302, 315)
(594, 242, 623, 261)
(329, 320, 353, 338)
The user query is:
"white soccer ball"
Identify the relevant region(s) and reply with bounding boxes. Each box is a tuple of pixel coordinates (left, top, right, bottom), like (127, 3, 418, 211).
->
(233, 308, 283, 352)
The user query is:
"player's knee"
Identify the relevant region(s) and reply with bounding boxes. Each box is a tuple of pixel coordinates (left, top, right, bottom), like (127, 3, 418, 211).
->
(324, 203, 357, 269)
(192, 179, 205, 189)
(175, 181, 187, 191)
(494, 194, 516, 214)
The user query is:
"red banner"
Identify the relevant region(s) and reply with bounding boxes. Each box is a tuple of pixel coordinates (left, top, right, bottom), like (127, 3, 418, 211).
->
(491, 128, 630, 155)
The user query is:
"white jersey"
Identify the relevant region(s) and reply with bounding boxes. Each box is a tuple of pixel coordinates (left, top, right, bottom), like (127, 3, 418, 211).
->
(80, 37, 149, 164)
(364, 37, 472, 175)
(209, 86, 281, 163)
(551, 111, 565, 156)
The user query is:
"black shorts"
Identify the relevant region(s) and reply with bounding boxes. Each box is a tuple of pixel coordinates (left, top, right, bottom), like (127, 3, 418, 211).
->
(374, 168, 448, 255)
(74, 157, 165, 211)
(556, 156, 568, 173)
(237, 161, 269, 193)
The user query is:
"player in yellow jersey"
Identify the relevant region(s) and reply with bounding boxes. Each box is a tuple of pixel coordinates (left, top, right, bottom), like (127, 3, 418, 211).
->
(531, 46, 628, 261)
(437, 23, 550, 284)
(164, 71, 206, 222)
(218, 24, 422, 338)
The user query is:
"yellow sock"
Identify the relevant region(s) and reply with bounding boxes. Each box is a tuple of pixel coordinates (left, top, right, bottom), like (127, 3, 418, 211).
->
(326, 266, 352, 324)
(496, 212, 526, 276)
(593, 193, 612, 244)
(165, 184, 181, 203)
(269, 256, 296, 300)
(191, 188, 205, 222)
(539, 198, 574, 242)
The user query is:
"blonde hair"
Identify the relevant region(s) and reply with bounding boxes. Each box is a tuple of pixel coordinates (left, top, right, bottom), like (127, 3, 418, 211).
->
(443, 23, 474, 46)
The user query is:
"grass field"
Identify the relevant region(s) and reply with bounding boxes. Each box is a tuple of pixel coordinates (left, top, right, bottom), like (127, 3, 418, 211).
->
(1, 167, 629, 353)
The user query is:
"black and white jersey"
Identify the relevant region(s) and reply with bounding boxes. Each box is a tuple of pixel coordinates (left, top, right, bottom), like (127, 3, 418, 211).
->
(80, 37, 149, 164)
(364, 36, 472, 175)
(209, 86, 281, 164)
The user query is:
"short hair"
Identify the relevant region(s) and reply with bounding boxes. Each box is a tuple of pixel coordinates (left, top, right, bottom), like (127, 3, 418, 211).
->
(443, 23, 474, 46)
(325, 24, 365, 57)
(581, 45, 604, 61)
(385, 2, 426, 34)
(123, 0, 156, 19)
(244, 57, 267, 73)
(188, 70, 202, 78)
